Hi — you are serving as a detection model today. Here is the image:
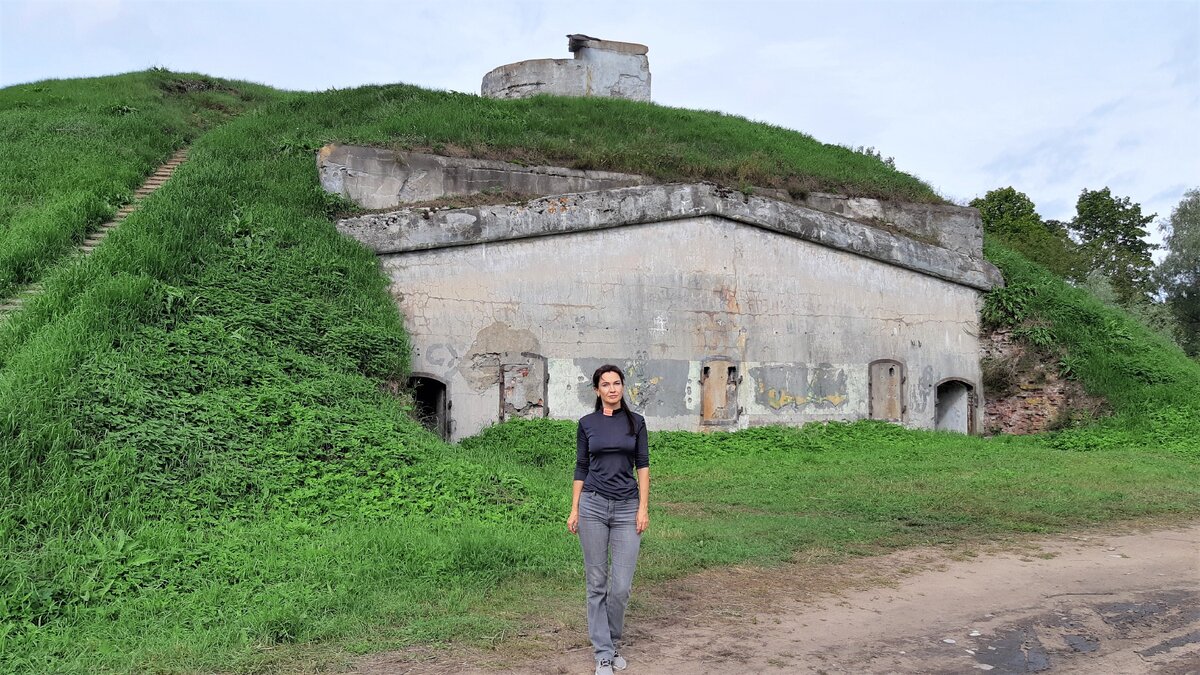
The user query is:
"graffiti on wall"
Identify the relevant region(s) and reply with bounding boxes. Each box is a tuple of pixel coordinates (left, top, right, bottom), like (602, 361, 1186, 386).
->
(750, 364, 809, 410)
(810, 363, 848, 408)
(751, 362, 848, 411)
(574, 354, 691, 416)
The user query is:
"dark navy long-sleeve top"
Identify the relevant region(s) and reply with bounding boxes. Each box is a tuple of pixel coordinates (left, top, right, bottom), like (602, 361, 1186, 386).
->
(575, 408, 649, 501)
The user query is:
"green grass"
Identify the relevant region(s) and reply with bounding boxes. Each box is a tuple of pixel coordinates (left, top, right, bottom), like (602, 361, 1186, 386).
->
(7, 419, 1199, 673)
(0, 71, 1196, 673)
(311, 85, 941, 203)
(0, 70, 279, 298)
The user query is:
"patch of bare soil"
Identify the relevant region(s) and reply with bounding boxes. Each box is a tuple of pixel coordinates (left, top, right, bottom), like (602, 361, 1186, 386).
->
(353, 521, 1200, 674)
(980, 327, 1110, 436)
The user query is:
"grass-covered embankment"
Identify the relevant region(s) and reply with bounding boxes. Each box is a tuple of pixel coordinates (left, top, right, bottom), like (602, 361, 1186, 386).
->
(0, 70, 278, 298)
(982, 244, 1200, 453)
(0, 74, 1197, 673)
(314, 86, 941, 204)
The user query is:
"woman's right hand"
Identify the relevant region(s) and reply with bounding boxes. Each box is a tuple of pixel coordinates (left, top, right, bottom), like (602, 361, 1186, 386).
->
(567, 510, 579, 535)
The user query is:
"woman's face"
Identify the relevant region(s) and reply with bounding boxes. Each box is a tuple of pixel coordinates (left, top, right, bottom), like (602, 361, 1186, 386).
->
(595, 371, 624, 408)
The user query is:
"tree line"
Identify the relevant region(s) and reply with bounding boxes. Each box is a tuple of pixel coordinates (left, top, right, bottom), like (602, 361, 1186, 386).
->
(971, 186, 1200, 358)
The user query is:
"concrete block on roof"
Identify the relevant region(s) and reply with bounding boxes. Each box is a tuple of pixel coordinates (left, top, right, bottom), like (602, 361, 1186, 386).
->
(482, 34, 651, 101)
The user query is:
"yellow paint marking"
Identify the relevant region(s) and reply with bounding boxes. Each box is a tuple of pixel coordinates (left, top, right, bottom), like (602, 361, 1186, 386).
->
(766, 389, 808, 409)
(824, 394, 847, 407)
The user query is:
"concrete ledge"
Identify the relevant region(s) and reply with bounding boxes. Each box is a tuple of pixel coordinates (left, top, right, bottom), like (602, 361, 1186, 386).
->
(317, 144, 650, 209)
(336, 183, 1004, 291)
(799, 192, 982, 258)
(320, 145, 984, 257)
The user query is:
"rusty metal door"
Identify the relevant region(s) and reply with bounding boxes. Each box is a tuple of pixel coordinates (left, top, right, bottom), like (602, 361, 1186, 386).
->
(701, 360, 740, 426)
(869, 360, 904, 422)
(499, 352, 547, 421)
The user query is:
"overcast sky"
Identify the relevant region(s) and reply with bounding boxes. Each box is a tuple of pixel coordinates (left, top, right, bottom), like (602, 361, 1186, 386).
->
(2, 0, 1197, 248)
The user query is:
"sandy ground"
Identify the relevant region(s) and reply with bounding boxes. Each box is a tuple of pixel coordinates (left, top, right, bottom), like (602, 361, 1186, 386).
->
(355, 521, 1200, 674)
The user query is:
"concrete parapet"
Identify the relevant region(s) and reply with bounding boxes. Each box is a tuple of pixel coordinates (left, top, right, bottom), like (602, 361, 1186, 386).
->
(800, 192, 983, 258)
(336, 182, 1003, 292)
(317, 144, 650, 209)
(482, 34, 651, 101)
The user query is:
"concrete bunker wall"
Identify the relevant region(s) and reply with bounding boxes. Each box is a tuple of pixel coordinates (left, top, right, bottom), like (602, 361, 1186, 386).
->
(335, 179, 1001, 441)
(380, 215, 985, 440)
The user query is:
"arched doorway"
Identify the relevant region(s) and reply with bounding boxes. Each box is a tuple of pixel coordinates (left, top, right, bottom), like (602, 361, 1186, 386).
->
(408, 374, 450, 440)
(934, 378, 976, 434)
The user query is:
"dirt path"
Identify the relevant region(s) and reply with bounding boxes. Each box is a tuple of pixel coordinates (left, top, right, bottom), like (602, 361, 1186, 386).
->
(356, 521, 1200, 674)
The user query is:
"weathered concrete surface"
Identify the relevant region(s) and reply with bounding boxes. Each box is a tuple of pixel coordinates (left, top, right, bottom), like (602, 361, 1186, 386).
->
(317, 145, 648, 209)
(482, 34, 651, 101)
(320, 147, 984, 264)
(800, 192, 983, 258)
(337, 183, 1002, 292)
(370, 214, 986, 440)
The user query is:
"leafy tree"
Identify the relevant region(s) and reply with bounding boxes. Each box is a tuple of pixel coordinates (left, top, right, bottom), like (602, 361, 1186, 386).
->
(1157, 188, 1200, 356)
(971, 187, 1084, 280)
(1044, 218, 1070, 237)
(1071, 188, 1156, 305)
(1083, 270, 1181, 346)
(972, 187, 1039, 237)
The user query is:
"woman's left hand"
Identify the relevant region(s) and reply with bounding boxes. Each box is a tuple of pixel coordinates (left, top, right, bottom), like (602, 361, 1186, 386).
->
(636, 507, 649, 535)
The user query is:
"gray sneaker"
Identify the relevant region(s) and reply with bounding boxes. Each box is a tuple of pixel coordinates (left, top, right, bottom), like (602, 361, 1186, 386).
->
(595, 659, 614, 675)
(612, 653, 628, 671)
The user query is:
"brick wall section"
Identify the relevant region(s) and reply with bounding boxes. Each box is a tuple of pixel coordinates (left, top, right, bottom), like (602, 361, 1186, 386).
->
(981, 329, 1101, 435)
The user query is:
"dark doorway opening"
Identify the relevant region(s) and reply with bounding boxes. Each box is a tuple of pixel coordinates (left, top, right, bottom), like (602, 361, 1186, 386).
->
(408, 375, 450, 440)
(934, 378, 976, 434)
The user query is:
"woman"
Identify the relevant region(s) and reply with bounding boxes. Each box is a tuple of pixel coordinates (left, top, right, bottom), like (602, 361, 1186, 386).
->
(568, 364, 650, 675)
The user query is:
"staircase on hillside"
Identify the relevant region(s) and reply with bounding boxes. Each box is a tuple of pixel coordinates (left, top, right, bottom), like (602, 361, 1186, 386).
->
(0, 147, 189, 318)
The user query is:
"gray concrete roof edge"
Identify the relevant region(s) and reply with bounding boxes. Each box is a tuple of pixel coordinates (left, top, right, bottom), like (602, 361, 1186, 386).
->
(335, 182, 1003, 291)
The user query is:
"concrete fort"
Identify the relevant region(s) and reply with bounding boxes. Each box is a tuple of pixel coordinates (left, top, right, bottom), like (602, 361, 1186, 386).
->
(482, 34, 652, 101)
(334, 173, 1002, 441)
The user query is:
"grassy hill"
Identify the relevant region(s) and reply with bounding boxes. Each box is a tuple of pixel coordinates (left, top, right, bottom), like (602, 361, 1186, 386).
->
(0, 70, 279, 298)
(1, 71, 1197, 673)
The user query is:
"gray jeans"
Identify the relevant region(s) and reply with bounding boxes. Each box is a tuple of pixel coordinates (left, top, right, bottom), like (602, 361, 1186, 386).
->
(578, 490, 642, 662)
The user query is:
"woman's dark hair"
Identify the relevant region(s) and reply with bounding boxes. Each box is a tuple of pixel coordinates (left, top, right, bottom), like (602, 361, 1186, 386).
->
(592, 364, 638, 436)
